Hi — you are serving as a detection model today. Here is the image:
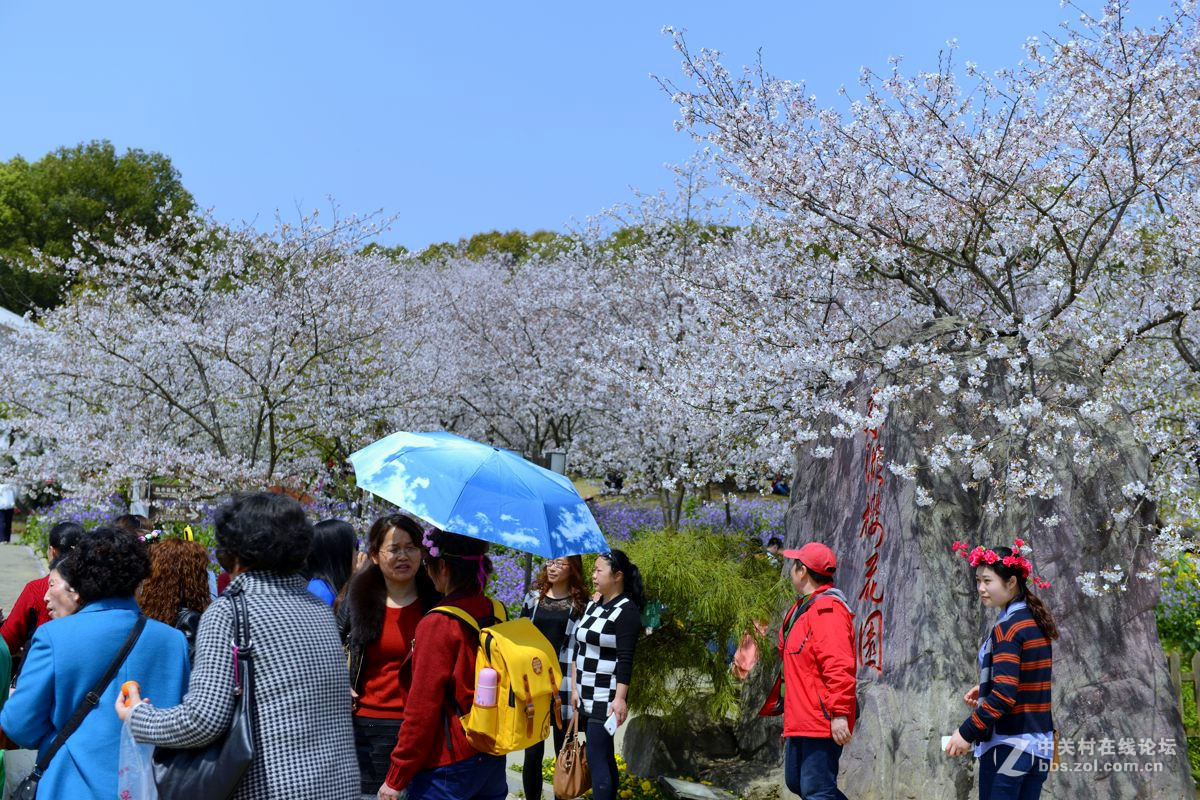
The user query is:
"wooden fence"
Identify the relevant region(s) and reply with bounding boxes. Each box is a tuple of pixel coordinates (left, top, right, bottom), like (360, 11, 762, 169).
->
(1167, 650, 1200, 736)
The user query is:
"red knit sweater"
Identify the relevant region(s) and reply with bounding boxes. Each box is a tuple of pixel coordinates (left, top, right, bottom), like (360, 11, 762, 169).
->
(1, 575, 51, 652)
(385, 592, 494, 790)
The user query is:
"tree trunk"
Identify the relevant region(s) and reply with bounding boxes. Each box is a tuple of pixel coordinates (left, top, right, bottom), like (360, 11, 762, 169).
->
(658, 484, 687, 530)
(781, 372, 1193, 798)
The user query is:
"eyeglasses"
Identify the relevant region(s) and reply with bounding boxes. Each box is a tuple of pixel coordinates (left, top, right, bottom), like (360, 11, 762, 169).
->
(546, 559, 570, 569)
(384, 545, 422, 559)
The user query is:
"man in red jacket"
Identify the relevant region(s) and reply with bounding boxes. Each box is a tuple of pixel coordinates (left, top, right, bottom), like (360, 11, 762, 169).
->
(779, 542, 856, 800)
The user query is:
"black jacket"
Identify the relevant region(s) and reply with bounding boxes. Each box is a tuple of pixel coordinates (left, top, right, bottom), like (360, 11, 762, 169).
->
(175, 607, 202, 662)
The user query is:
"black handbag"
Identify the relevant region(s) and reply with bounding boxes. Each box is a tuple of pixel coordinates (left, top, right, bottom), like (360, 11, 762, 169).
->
(12, 615, 147, 799)
(152, 586, 255, 800)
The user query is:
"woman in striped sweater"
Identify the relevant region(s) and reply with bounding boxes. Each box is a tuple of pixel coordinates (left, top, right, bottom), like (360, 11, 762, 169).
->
(945, 539, 1058, 800)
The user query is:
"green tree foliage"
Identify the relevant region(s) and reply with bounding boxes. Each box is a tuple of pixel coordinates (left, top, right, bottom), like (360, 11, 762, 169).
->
(621, 528, 791, 719)
(0, 140, 195, 313)
(416, 228, 572, 264)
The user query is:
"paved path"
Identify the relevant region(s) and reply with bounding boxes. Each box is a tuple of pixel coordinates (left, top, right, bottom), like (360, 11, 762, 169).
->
(0, 543, 44, 618)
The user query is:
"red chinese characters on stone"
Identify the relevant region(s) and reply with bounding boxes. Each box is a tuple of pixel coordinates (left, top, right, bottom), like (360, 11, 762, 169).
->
(858, 609, 884, 674)
(857, 395, 885, 674)
(858, 551, 884, 604)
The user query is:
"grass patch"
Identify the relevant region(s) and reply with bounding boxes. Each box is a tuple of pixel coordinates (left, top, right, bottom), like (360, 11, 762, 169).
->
(1182, 666, 1200, 784)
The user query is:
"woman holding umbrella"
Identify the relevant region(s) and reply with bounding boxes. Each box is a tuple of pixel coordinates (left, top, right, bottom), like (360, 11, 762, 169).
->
(378, 528, 508, 800)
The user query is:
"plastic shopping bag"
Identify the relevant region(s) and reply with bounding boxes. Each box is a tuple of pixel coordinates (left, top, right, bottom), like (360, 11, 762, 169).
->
(118, 714, 158, 800)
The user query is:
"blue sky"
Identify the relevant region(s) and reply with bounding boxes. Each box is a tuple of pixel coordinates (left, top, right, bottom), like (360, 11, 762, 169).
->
(0, 1, 1174, 250)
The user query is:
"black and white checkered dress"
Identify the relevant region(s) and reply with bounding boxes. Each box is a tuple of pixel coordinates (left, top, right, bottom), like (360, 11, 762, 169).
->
(571, 594, 640, 719)
(130, 571, 359, 800)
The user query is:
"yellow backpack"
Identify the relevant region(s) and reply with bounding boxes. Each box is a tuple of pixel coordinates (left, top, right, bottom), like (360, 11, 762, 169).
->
(433, 599, 563, 756)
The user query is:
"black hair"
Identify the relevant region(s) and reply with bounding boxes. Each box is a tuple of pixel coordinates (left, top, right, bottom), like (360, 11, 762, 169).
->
(975, 545, 1059, 640)
(766, 536, 783, 548)
(597, 549, 645, 610)
(58, 525, 150, 605)
(307, 519, 357, 596)
(48, 521, 85, 553)
(361, 513, 439, 602)
(112, 514, 152, 535)
(213, 491, 312, 574)
(48, 553, 72, 575)
(423, 528, 492, 594)
(343, 514, 441, 649)
(792, 558, 834, 586)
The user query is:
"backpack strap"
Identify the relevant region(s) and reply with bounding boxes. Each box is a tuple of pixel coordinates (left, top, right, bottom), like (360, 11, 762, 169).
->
(31, 615, 146, 779)
(432, 605, 482, 633)
(428, 604, 494, 759)
(490, 597, 508, 623)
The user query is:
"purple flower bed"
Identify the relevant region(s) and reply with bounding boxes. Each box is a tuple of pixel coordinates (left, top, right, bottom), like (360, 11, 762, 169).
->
(680, 496, 787, 544)
(488, 550, 530, 610)
(30, 494, 128, 529)
(590, 503, 661, 542)
(589, 496, 786, 543)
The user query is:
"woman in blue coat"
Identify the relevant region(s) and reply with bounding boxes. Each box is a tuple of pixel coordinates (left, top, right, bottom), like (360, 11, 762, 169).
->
(0, 526, 190, 800)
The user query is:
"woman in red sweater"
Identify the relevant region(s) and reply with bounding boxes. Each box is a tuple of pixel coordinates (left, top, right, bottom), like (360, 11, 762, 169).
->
(378, 528, 507, 800)
(339, 514, 440, 800)
(1, 522, 83, 662)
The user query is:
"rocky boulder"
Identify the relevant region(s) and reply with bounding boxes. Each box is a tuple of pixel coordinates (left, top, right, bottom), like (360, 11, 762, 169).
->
(783, 349, 1194, 798)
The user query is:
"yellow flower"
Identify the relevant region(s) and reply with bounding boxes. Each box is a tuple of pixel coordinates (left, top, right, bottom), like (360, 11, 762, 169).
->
(620, 791, 633, 799)
(641, 780, 653, 792)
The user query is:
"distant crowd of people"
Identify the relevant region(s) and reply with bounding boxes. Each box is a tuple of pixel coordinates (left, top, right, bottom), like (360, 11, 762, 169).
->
(0, 493, 646, 800)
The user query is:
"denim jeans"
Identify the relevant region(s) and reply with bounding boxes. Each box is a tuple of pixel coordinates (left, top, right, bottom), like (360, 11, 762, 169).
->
(354, 716, 404, 796)
(408, 753, 508, 800)
(783, 736, 847, 800)
(585, 715, 620, 800)
(977, 744, 1049, 800)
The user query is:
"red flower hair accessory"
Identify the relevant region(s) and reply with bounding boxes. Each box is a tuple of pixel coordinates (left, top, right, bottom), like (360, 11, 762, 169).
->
(951, 537, 1050, 588)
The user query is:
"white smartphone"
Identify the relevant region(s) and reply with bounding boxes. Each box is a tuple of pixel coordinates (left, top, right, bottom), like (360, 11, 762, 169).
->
(940, 735, 953, 752)
(604, 713, 618, 735)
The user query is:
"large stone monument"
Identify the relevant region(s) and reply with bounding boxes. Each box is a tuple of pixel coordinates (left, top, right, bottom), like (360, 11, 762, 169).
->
(786, 355, 1195, 798)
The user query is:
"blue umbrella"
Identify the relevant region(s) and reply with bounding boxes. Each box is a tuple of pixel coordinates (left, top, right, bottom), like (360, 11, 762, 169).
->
(348, 430, 609, 558)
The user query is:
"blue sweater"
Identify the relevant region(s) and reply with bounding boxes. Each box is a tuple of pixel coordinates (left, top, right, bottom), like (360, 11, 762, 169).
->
(1, 597, 190, 800)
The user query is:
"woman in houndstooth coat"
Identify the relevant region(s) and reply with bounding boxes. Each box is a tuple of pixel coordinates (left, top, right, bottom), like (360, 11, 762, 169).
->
(122, 492, 359, 799)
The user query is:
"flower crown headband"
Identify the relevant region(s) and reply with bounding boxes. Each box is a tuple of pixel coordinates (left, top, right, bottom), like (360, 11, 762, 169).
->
(951, 537, 1050, 589)
(422, 528, 488, 588)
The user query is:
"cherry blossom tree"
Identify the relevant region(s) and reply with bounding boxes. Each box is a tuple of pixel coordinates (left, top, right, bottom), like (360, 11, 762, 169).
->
(415, 252, 599, 463)
(0, 211, 432, 493)
(566, 169, 782, 526)
(658, 1, 1200, 582)
(655, 5, 1200, 795)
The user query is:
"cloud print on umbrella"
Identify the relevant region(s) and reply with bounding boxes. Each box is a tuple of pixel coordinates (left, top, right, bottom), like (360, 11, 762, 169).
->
(366, 459, 432, 519)
(554, 506, 602, 549)
(349, 430, 609, 558)
(446, 510, 544, 551)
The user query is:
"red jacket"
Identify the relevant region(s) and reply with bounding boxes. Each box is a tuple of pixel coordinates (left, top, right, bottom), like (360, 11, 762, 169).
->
(385, 592, 494, 790)
(1, 575, 51, 653)
(779, 584, 857, 738)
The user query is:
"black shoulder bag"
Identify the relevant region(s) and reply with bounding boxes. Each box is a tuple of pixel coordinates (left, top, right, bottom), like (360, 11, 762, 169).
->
(12, 615, 147, 800)
(152, 586, 255, 800)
